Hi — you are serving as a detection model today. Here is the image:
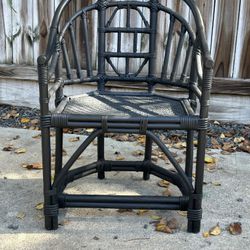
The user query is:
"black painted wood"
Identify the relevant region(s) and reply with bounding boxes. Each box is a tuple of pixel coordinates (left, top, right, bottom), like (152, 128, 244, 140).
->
(38, 0, 213, 233)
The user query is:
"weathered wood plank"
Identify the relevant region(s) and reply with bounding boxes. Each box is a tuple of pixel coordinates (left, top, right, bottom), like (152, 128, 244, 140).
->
(36, 0, 55, 55)
(1, 0, 13, 63)
(233, 0, 250, 78)
(12, 0, 34, 65)
(0, 0, 7, 63)
(211, 0, 240, 78)
(32, 0, 40, 64)
(0, 64, 249, 96)
(195, 0, 215, 50)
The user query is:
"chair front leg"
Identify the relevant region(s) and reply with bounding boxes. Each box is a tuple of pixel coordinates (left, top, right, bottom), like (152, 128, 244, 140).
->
(187, 130, 206, 233)
(38, 56, 58, 230)
(185, 130, 194, 183)
(55, 128, 63, 178)
(97, 134, 105, 179)
(143, 135, 152, 180)
(41, 127, 58, 230)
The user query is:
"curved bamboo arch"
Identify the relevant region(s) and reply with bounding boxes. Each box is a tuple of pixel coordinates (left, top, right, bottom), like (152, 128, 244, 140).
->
(46, 0, 209, 61)
(53, 129, 193, 196)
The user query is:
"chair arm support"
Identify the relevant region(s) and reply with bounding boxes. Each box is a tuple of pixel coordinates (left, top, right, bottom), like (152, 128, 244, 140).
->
(37, 55, 50, 115)
(48, 80, 64, 99)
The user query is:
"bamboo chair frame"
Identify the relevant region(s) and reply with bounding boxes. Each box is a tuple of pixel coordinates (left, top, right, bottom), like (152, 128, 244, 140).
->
(37, 0, 213, 233)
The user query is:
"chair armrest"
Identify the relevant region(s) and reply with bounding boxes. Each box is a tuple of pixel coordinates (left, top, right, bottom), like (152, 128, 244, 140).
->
(37, 55, 50, 115)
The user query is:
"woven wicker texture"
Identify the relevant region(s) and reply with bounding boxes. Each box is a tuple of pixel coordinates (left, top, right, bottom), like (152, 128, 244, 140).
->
(62, 93, 187, 117)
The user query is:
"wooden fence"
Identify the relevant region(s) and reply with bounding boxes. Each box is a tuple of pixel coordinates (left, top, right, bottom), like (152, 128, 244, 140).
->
(0, 0, 250, 79)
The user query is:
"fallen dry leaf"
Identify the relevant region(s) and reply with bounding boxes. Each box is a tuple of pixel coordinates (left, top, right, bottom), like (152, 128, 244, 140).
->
(176, 158, 183, 164)
(160, 154, 168, 161)
(170, 151, 178, 157)
(117, 209, 133, 213)
(221, 150, 231, 155)
(16, 212, 26, 220)
(155, 218, 174, 234)
(222, 142, 236, 153)
(209, 223, 221, 236)
(132, 150, 144, 157)
(21, 117, 30, 123)
(59, 220, 71, 226)
(30, 119, 39, 125)
(173, 142, 186, 149)
(2, 145, 14, 151)
(137, 209, 149, 216)
(116, 155, 125, 161)
(35, 202, 44, 210)
(167, 218, 178, 230)
(136, 135, 146, 145)
(150, 215, 162, 220)
(203, 231, 210, 238)
(238, 140, 250, 153)
(162, 188, 172, 196)
(177, 211, 187, 217)
(233, 137, 245, 144)
(211, 137, 219, 145)
(22, 162, 43, 170)
(68, 136, 80, 142)
(15, 148, 27, 154)
(151, 155, 158, 162)
(228, 222, 242, 235)
(115, 134, 129, 141)
(206, 164, 217, 172)
(152, 149, 158, 156)
(7, 110, 19, 118)
(220, 133, 225, 139)
(85, 128, 94, 133)
(211, 181, 221, 186)
(157, 180, 170, 188)
(205, 155, 217, 164)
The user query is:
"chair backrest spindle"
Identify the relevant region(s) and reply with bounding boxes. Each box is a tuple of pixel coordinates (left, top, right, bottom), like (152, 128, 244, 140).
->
(69, 24, 83, 79)
(161, 15, 175, 79)
(81, 12, 93, 77)
(170, 25, 186, 81)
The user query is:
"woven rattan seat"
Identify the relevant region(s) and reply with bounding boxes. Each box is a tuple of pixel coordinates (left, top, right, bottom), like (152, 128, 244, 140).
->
(38, 0, 213, 233)
(60, 93, 189, 118)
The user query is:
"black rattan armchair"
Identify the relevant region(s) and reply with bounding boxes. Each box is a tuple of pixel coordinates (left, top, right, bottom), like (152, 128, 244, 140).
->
(38, 0, 213, 233)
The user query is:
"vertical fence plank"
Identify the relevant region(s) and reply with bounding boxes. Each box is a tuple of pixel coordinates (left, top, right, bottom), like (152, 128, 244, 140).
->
(1, 0, 13, 63)
(11, 0, 22, 64)
(0, 1, 7, 63)
(211, 0, 240, 78)
(33, 0, 39, 64)
(233, 0, 250, 78)
(12, 0, 34, 65)
(195, 0, 215, 51)
(35, 0, 55, 55)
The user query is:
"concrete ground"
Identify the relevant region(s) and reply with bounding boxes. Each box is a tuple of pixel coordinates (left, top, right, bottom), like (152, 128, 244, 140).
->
(0, 127, 249, 250)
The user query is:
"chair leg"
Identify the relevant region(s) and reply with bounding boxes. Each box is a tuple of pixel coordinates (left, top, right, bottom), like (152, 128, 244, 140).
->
(55, 128, 63, 178)
(185, 130, 194, 183)
(42, 127, 58, 230)
(187, 130, 206, 233)
(143, 135, 152, 180)
(97, 134, 105, 179)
